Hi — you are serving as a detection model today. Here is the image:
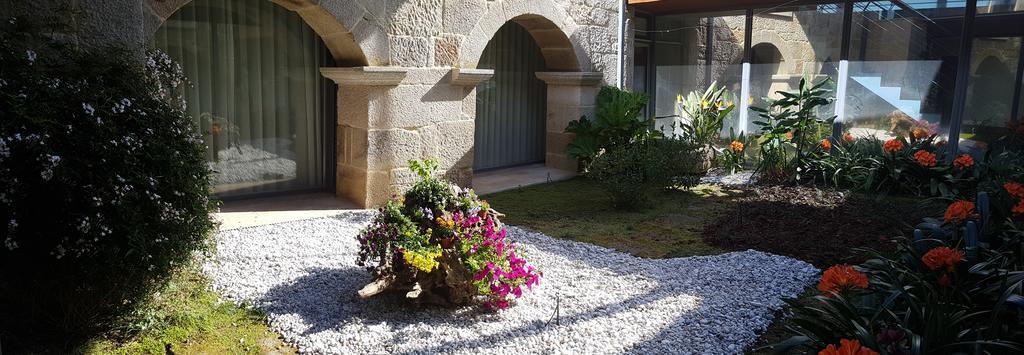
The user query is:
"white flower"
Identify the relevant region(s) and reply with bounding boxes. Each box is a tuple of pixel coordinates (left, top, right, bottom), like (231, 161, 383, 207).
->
(26, 50, 36, 63)
(82, 103, 95, 116)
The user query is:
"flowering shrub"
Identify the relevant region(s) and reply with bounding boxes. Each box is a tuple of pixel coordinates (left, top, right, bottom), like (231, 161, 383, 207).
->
(803, 130, 978, 197)
(816, 264, 868, 297)
(776, 194, 1024, 353)
(0, 17, 215, 348)
(819, 339, 879, 355)
(716, 128, 752, 174)
(356, 160, 540, 310)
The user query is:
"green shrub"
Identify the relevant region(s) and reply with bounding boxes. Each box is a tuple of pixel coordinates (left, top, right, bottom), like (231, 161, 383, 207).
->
(586, 139, 696, 210)
(678, 81, 735, 149)
(750, 78, 835, 183)
(0, 18, 216, 350)
(564, 86, 659, 165)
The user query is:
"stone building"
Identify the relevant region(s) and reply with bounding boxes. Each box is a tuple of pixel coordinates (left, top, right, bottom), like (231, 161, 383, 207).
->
(2, 0, 627, 207)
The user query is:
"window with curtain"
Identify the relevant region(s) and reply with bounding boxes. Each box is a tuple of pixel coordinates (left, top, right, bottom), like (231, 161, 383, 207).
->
(153, 0, 332, 197)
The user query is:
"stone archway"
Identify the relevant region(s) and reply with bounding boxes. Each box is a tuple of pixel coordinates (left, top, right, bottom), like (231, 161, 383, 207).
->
(144, 0, 374, 66)
(457, 6, 603, 175)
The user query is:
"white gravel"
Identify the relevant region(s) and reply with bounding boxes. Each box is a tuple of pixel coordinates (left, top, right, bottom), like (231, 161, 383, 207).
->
(700, 169, 756, 186)
(205, 212, 818, 354)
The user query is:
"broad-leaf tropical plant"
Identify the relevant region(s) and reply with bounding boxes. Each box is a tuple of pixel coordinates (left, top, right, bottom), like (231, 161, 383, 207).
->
(565, 86, 659, 165)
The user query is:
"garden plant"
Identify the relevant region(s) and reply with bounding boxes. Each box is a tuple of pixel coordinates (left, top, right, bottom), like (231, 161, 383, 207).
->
(750, 78, 836, 183)
(356, 159, 541, 310)
(0, 17, 217, 350)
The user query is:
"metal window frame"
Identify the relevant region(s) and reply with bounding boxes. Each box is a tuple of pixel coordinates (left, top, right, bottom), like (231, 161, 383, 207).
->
(640, 0, 1021, 157)
(947, 0, 978, 158)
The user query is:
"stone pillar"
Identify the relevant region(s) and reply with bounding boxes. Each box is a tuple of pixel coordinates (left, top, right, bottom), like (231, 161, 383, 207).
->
(448, 68, 494, 188)
(321, 67, 407, 208)
(535, 71, 604, 171)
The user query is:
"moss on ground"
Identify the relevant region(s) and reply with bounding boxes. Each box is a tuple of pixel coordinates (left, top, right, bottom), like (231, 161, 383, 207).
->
(483, 178, 744, 259)
(84, 265, 295, 355)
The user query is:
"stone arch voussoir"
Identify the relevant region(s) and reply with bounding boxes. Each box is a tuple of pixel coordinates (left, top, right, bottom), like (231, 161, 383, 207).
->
(457, 0, 590, 72)
(145, 0, 379, 66)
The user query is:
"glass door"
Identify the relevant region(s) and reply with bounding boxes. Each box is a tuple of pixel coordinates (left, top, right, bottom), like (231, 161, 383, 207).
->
(958, 8, 1024, 154)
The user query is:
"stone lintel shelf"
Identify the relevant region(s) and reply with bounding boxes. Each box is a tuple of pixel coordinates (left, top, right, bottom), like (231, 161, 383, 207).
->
(449, 68, 495, 86)
(320, 66, 408, 86)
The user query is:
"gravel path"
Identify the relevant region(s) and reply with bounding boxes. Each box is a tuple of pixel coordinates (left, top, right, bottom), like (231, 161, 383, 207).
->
(700, 169, 756, 186)
(206, 212, 818, 354)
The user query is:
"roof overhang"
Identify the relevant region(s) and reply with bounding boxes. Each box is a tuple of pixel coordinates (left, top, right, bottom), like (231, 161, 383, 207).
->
(627, 0, 829, 15)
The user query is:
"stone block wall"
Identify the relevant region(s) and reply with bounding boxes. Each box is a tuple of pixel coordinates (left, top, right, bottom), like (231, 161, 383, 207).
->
(14, 0, 623, 207)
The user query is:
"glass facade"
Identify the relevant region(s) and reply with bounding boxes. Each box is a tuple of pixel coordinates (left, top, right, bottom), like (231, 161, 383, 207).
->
(646, 11, 745, 137)
(633, 0, 1024, 157)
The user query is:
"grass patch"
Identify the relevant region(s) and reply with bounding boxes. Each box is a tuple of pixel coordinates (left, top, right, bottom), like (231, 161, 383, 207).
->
(483, 177, 743, 259)
(83, 264, 294, 355)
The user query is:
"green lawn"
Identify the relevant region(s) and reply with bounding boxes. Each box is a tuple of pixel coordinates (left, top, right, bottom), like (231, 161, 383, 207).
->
(84, 264, 295, 355)
(483, 178, 744, 259)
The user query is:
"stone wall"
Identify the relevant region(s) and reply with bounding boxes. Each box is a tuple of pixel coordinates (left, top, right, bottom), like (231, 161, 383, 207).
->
(137, 0, 621, 207)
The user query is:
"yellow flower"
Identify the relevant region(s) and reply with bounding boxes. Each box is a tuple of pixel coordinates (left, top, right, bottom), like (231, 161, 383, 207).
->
(435, 217, 454, 229)
(701, 99, 710, 109)
(748, 96, 754, 105)
(676, 94, 683, 103)
(398, 195, 406, 205)
(403, 249, 442, 272)
(715, 100, 724, 109)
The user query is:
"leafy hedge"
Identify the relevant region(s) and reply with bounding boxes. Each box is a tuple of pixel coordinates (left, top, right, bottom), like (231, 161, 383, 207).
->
(0, 18, 216, 349)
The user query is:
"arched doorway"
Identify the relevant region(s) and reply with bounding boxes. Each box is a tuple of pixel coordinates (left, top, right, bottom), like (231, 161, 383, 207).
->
(153, 0, 336, 198)
(473, 22, 548, 171)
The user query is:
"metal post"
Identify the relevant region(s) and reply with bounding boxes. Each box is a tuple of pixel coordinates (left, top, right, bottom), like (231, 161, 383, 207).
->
(1010, 38, 1024, 123)
(617, 0, 625, 88)
(948, 0, 978, 158)
(834, 1, 855, 139)
(739, 9, 753, 135)
(705, 17, 714, 88)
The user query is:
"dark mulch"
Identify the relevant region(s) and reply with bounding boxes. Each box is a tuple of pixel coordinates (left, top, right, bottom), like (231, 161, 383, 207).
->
(701, 185, 941, 269)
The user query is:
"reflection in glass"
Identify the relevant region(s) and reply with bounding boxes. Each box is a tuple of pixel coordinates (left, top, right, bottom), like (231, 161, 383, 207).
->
(154, 0, 331, 197)
(978, 0, 1024, 13)
(749, 4, 845, 133)
(652, 12, 745, 137)
(960, 37, 1022, 154)
(842, 1, 964, 142)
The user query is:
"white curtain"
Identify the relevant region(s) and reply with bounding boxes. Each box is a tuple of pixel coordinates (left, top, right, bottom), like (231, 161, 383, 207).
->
(154, 0, 328, 197)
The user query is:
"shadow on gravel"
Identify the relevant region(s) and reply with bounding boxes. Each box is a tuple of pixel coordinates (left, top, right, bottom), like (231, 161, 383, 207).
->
(262, 267, 371, 335)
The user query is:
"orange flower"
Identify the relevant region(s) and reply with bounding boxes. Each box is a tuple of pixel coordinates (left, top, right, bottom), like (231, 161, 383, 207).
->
(913, 150, 937, 167)
(922, 246, 964, 272)
(883, 138, 904, 153)
(821, 138, 833, 151)
(817, 264, 869, 296)
(952, 154, 974, 170)
(785, 131, 794, 141)
(943, 200, 976, 224)
(819, 339, 880, 355)
(843, 132, 855, 143)
(730, 141, 744, 152)
(1013, 199, 1024, 216)
(912, 128, 929, 139)
(1005, 181, 1024, 199)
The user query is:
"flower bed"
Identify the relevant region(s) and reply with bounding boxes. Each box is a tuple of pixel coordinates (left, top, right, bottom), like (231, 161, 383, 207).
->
(355, 160, 540, 310)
